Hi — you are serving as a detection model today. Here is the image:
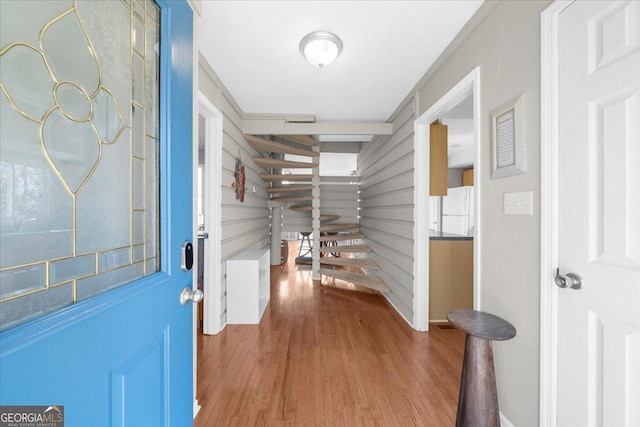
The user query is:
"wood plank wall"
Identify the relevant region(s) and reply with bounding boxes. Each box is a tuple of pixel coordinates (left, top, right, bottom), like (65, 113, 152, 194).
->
(281, 176, 359, 233)
(358, 100, 416, 323)
(319, 176, 359, 223)
(199, 56, 270, 326)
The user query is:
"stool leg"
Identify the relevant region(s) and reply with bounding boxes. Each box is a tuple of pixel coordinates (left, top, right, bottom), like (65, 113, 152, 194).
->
(330, 240, 340, 258)
(298, 233, 312, 257)
(297, 234, 307, 257)
(456, 335, 500, 427)
(306, 234, 312, 256)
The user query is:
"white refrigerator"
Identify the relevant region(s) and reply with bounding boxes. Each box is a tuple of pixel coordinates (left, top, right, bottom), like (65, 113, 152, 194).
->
(441, 186, 474, 236)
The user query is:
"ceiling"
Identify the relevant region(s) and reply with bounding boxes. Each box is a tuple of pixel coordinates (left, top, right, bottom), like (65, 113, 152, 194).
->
(199, 1, 484, 125)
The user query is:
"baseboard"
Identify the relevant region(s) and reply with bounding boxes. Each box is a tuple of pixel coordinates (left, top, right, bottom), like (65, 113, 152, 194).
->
(193, 399, 201, 419)
(500, 411, 515, 427)
(382, 294, 414, 328)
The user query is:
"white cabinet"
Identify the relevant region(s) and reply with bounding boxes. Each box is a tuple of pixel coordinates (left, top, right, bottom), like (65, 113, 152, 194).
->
(226, 248, 270, 324)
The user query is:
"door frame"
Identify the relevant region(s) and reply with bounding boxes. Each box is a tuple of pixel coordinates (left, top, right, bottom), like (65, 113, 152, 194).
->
(413, 67, 481, 331)
(540, 1, 573, 425)
(197, 92, 224, 335)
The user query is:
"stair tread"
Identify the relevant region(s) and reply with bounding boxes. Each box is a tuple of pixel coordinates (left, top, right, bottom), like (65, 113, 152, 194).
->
(319, 232, 365, 242)
(320, 258, 380, 270)
(320, 223, 360, 232)
(319, 270, 390, 293)
(319, 244, 371, 253)
(253, 157, 318, 169)
(244, 135, 320, 157)
(289, 205, 312, 211)
(260, 174, 312, 182)
(271, 195, 313, 202)
(319, 214, 340, 221)
(275, 134, 321, 147)
(266, 185, 314, 194)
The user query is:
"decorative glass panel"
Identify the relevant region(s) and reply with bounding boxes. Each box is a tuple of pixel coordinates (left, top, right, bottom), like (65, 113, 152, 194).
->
(0, 1, 74, 49)
(0, 45, 56, 121)
(133, 17, 145, 55)
(0, 264, 46, 300)
(76, 263, 143, 302)
(0, 282, 73, 331)
(0, 0, 161, 331)
(99, 247, 131, 272)
(132, 53, 144, 105)
(133, 158, 145, 210)
(92, 88, 126, 144)
(132, 104, 145, 157)
(132, 211, 145, 245)
(133, 245, 144, 263)
(145, 15, 160, 139)
(50, 254, 96, 285)
(133, 0, 145, 21)
(145, 136, 158, 261)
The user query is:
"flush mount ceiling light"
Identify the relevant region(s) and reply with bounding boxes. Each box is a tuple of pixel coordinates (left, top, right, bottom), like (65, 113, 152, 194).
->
(299, 31, 343, 68)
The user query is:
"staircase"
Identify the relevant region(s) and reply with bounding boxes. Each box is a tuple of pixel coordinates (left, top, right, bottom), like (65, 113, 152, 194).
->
(245, 134, 389, 293)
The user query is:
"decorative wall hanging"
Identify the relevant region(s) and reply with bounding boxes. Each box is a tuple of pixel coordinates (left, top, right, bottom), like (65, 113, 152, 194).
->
(232, 156, 246, 202)
(490, 94, 526, 178)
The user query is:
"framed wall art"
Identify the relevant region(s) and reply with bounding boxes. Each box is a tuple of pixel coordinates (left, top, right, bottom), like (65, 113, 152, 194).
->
(490, 94, 526, 178)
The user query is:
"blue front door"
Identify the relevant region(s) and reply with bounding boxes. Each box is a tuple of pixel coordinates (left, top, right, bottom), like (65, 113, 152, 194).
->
(0, 1, 194, 425)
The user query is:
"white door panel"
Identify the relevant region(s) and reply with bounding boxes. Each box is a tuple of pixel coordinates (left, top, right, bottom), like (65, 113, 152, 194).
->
(557, 1, 640, 425)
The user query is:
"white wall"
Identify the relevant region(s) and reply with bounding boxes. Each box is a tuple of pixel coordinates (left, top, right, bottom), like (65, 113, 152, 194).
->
(198, 54, 270, 326)
(448, 168, 466, 188)
(367, 1, 552, 424)
(358, 101, 416, 321)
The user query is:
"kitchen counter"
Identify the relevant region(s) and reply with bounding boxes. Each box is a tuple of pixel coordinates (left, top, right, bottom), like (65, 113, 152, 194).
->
(429, 238, 474, 321)
(429, 230, 473, 240)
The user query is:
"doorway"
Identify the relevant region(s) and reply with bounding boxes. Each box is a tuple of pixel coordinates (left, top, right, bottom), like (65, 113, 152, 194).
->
(413, 67, 481, 331)
(196, 93, 223, 335)
(193, 92, 224, 415)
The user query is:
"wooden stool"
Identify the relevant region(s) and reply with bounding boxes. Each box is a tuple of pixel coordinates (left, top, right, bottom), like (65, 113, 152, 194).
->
(447, 309, 516, 427)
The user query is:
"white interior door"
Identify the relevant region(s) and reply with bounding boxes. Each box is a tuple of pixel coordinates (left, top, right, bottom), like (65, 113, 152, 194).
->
(557, 1, 640, 425)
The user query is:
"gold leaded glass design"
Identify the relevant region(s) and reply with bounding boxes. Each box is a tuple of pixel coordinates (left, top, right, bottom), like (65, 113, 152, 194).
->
(0, 0, 161, 330)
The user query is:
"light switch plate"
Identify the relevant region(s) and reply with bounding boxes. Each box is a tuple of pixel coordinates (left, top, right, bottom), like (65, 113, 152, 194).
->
(504, 191, 533, 215)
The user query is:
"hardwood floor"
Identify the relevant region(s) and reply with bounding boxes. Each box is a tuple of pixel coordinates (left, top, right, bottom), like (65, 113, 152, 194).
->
(195, 242, 465, 426)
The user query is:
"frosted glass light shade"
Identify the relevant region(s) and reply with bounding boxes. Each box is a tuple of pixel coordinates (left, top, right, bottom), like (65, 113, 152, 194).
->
(299, 31, 343, 68)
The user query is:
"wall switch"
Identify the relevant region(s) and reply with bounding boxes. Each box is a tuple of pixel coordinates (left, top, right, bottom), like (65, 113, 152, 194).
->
(252, 185, 256, 194)
(504, 191, 533, 215)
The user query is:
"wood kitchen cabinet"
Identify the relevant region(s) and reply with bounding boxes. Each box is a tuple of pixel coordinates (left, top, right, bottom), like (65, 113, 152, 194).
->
(430, 122, 448, 196)
(462, 168, 474, 186)
(429, 239, 473, 321)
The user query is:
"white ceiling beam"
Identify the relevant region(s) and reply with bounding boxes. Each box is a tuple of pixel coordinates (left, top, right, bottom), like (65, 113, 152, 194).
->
(318, 134, 375, 142)
(243, 119, 393, 135)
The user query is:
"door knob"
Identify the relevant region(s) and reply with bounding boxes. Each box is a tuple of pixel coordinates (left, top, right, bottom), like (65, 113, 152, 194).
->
(180, 287, 204, 305)
(554, 268, 583, 290)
